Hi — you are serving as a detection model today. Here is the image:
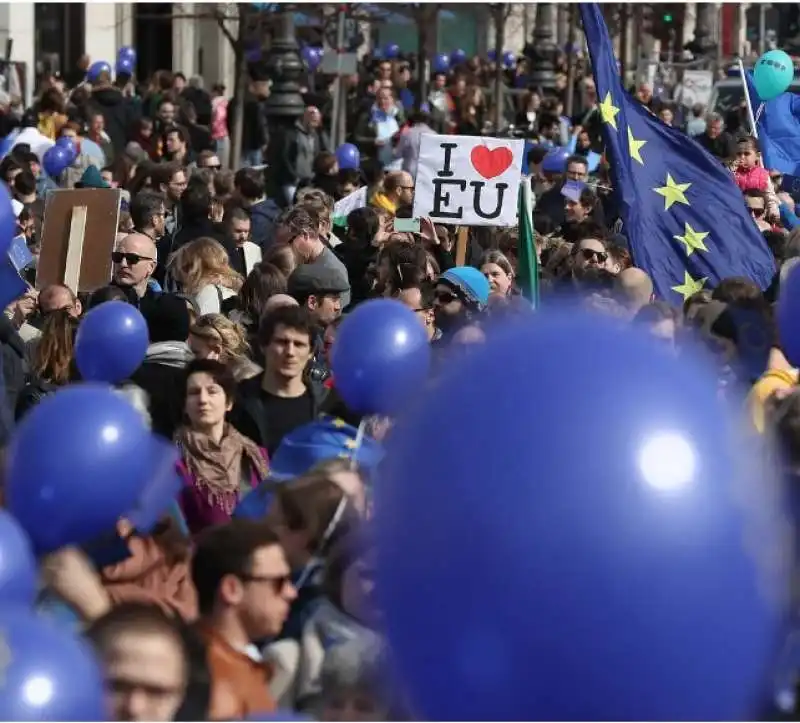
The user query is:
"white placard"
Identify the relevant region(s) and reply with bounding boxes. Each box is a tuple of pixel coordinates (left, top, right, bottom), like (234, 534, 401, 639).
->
(680, 70, 714, 108)
(413, 134, 525, 227)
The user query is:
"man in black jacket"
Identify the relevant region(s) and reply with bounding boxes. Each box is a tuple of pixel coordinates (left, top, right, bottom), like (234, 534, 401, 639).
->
(230, 305, 327, 455)
(695, 113, 737, 162)
(0, 314, 26, 434)
(87, 69, 140, 159)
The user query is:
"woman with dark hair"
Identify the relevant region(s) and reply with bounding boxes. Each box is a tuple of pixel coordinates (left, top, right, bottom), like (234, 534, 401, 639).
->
(176, 359, 269, 534)
(16, 310, 79, 420)
(295, 151, 339, 200)
(230, 261, 288, 353)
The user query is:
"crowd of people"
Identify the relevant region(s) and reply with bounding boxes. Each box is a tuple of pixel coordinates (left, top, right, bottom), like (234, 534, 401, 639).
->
(1, 16, 800, 722)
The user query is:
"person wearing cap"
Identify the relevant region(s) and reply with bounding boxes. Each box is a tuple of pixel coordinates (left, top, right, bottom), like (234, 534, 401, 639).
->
(433, 266, 490, 344)
(287, 263, 348, 384)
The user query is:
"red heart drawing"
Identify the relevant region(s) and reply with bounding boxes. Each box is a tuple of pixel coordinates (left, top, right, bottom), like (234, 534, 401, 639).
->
(470, 145, 514, 179)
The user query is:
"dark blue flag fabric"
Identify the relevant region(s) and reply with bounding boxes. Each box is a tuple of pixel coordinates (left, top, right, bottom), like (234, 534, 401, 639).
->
(579, 3, 776, 302)
(745, 69, 800, 177)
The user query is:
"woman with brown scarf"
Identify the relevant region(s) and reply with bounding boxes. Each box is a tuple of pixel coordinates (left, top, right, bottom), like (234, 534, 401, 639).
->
(177, 359, 269, 534)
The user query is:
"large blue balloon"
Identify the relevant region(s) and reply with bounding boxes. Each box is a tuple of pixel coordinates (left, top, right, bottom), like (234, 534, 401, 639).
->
(384, 43, 400, 59)
(753, 49, 795, 101)
(75, 300, 149, 383)
(335, 142, 360, 171)
(116, 56, 135, 76)
(42, 145, 72, 177)
(0, 609, 105, 721)
(87, 60, 111, 83)
(376, 311, 788, 721)
(0, 510, 36, 606)
(450, 48, 466, 65)
(502, 50, 516, 69)
(487, 48, 497, 62)
(777, 262, 800, 366)
(6, 384, 159, 554)
(331, 299, 431, 416)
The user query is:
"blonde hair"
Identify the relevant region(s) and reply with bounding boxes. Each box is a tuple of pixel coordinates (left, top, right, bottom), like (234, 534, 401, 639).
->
(167, 236, 243, 295)
(190, 313, 259, 381)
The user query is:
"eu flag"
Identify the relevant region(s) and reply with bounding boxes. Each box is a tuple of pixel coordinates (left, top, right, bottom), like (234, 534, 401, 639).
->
(580, 3, 776, 303)
(744, 69, 800, 177)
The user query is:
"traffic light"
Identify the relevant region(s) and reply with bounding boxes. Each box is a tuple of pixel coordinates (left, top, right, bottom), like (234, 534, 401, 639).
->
(663, 11, 673, 24)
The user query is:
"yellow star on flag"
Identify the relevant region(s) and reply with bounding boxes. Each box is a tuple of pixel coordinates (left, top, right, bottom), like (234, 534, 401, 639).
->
(671, 271, 707, 300)
(674, 222, 709, 256)
(654, 173, 691, 211)
(627, 127, 646, 165)
(599, 91, 619, 130)
(331, 417, 347, 429)
(344, 438, 358, 450)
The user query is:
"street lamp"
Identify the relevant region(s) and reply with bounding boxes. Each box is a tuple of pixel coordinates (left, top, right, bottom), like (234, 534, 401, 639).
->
(526, 3, 557, 95)
(693, 3, 717, 57)
(263, 7, 306, 122)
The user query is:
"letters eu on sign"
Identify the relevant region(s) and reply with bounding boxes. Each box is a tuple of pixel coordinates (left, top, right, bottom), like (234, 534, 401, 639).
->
(412, 134, 525, 227)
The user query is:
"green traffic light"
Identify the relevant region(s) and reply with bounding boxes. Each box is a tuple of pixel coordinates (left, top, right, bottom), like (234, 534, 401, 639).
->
(663, 13, 673, 22)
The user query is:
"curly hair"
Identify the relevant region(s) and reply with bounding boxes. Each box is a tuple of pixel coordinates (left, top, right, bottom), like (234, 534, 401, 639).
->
(167, 237, 243, 295)
(190, 313, 257, 380)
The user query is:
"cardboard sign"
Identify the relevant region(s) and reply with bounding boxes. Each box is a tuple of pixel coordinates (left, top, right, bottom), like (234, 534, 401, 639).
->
(37, 188, 121, 294)
(413, 134, 525, 227)
(680, 70, 714, 108)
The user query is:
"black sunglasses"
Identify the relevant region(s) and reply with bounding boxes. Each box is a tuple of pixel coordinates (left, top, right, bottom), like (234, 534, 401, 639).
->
(749, 206, 765, 217)
(581, 248, 608, 263)
(112, 251, 154, 265)
(435, 290, 458, 304)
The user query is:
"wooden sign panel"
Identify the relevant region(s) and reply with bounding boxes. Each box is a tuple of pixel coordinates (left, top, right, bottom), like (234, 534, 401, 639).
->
(37, 188, 121, 294)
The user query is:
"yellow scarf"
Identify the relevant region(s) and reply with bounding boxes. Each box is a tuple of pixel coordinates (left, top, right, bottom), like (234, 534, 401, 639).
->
(371, 192, 397, 215)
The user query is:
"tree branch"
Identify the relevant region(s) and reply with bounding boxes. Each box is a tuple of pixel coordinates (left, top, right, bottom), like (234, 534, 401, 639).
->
(213, 8, 237, 48)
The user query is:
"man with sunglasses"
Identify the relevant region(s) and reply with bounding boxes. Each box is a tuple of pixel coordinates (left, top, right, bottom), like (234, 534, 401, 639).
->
(433, 266, 490, 343)
(192, 520, 296, 718)
(745, 189, 772, 232)
(572, 236, 612, 280)
(112, 233, 159, 305)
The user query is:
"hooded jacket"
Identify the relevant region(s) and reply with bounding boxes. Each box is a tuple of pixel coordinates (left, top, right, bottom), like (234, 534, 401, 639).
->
(88, 86, 141, 155)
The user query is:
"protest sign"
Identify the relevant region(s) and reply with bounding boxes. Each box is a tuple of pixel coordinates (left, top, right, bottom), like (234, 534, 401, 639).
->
(0, 235, 33, 309)
(413, 134, 525, 226)
(37, 188, 121, 294)
(680, 70, 714, 108)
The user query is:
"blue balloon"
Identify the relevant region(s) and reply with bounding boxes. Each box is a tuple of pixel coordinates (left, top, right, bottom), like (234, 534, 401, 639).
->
(450, 48, 466, 65)
(0, 609, 105, 721)
(335, 142, 360, 171)
(777, 262, 800, 366)
(433, 52, 450, 74)
(116, 56, 135, 76)
(503, 50, 516, 68)
(385, 43, 400, 59)
(487, 48, 497, 62)
(541, 146, 570, 173)
(86, 60, 111, 83)
(75, 301, 149, 383)
(302, 46, 322, 72)
(6, 384, 158, 554)
(0, 510, 36, 606)
(376, 311, 788, 721)
(331, 299, 431, 416)
(117, 45, 136, 64)
(0, 133, 14, 158)
(54, 136, 77, 163)
(754, 49, 795, 100)
(42, 145, 72, 177)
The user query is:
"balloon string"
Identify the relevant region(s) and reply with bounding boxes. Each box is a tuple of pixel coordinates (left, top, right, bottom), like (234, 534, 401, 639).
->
(351, 419, 366, 471)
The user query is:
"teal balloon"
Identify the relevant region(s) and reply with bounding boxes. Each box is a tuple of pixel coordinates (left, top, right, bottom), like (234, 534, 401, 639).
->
(753, 49, 795, 100)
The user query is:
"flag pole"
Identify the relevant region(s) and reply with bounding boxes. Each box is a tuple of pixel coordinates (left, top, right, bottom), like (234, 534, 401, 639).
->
(738, 58, 759, 139)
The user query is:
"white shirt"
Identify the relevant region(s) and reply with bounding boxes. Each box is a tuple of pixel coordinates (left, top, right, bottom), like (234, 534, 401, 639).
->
(194, 283, 237, 315)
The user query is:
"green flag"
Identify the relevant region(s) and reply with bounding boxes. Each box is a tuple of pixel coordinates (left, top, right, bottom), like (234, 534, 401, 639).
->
(517, 178, 539, 307)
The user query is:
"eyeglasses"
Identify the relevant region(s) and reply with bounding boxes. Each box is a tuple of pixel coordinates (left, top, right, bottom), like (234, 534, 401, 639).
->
(435, 290, 458, 304)
(581, 248, 608, 263)
(749, 206, 766, 218)
(203, 164, 222, 171)
(112, 251, 154, 265)
(238, 572, 294, 595)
